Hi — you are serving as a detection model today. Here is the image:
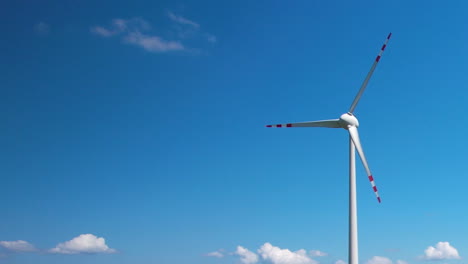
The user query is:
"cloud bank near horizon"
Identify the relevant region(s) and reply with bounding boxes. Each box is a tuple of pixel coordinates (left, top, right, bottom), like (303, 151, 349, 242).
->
(0, 234, 115, 256)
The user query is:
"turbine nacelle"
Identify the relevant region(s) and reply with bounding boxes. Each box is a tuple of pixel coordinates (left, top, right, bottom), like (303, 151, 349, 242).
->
(339, 113, 359, 129)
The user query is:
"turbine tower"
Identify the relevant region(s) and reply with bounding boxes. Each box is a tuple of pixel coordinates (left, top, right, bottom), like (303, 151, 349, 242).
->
(266, 33, 391, 264)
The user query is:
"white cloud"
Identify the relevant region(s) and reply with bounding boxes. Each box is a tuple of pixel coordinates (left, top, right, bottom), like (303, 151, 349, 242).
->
(167, 11, 200, 29)
(258, 243, 317, 264)
(309, 250, 327, 257)
(424, 242, 460, 260)
(0, 240, 37, 252)
(113, 18, 151, 32)
(366, 256, 392, 264)
(92, 13, 216, 53)
(90, 26, 117, 37)
(91, 17, 149, 37)
(166, 11, 217, 44)
(236, 246, 259, 264)
(335, 260, 347, 264)
(49, 234, 116, 254)
(34, 22, 50, 35)
(206, 33, 217, 43)
(124, 32, 184, 52)
(365, 257, 408, 264)
(205, 251, 224, 258)
(91, 18, 184, 53)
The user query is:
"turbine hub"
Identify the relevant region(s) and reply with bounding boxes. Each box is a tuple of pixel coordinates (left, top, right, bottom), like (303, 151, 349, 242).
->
(339, 112, 359, 128)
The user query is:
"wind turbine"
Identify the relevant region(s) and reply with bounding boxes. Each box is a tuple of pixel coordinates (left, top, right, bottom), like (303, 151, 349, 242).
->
(266, 33, 391, 264)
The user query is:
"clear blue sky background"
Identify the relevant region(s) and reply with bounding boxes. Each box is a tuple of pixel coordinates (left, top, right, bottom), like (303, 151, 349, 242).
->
(1, 0, 468, 263)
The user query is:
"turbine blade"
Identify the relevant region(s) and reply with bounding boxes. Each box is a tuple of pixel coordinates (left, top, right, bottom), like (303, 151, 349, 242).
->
(348, 126, 381, 203)
(266, 119, 341, 128)
(349, 33, 392, 113)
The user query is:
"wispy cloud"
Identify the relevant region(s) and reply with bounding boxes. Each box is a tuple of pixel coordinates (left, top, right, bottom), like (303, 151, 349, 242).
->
(166, 11, 216, 44)
(423, 241, 460, 260)
(34, 22, 50, 35)
(0, 240, 37, 252)
(90, 26, 117, 37)
(205, 250, 224, 258)
(366, 256, 393, 264)
(90, 18, 150, 36)
(49, 234, 116, 254)
(123, 32, 184, 52)
(205, 33, 217, 43)
(91, 11, 216, 54)
(335, 260, 347, 264)
(309, 249, 327, 257)
(91, 18, 184, 53)
(167, 11, 200, 29)
(366, 257, 410, 264)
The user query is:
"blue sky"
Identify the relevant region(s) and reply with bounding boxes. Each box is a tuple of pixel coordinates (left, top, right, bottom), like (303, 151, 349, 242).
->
(1, 0, 468, 263)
